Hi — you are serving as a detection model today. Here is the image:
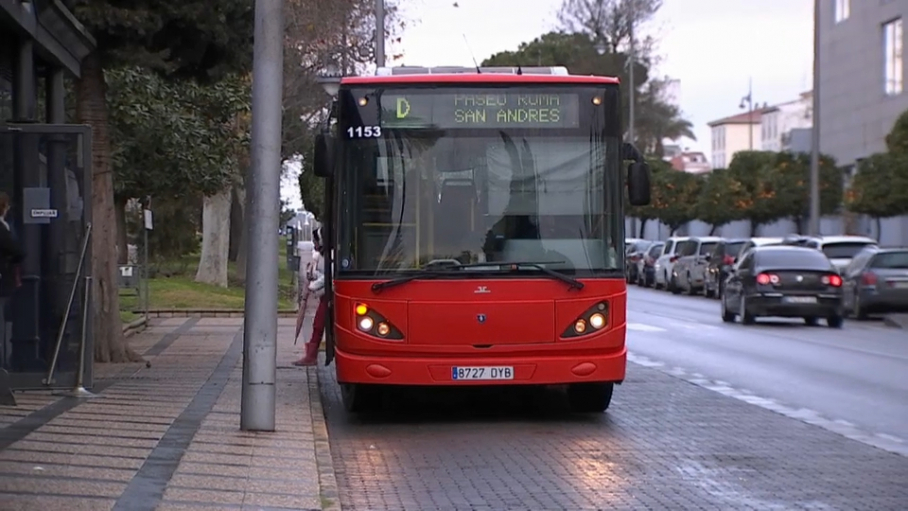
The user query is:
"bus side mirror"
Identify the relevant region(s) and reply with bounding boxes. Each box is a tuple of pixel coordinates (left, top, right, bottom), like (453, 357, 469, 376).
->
(313, 131, 334, 178)
(627, 161, 651, 206)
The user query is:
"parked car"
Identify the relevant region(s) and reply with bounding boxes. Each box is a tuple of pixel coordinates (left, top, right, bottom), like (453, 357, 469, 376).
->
(636, 241, 664, 287)
(840, 245, 908, 319)
(721, 245, 845, 328)
(673, 236, 722, 295)
(738, 236, 785, 255)
(781, 235, 878, 273)
(704, 238, 749, 298)
(625, 239, 653, 283)
(654, 236, 690, 291)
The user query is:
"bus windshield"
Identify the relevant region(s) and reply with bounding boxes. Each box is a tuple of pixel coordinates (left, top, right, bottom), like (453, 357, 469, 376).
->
(336, 131, 623, 276)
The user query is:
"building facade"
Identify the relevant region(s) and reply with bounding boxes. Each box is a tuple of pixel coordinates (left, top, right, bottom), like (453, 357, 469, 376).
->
(760, 91, 813, 152)
(819, 0, 908, 243)
(708, 110, 764, 168)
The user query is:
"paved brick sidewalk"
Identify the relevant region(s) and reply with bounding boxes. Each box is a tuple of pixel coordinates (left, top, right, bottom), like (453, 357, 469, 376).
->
(0, 314, 338, 511)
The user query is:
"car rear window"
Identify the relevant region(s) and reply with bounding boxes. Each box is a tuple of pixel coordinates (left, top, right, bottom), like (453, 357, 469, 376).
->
(756, 248, 831, 269)
(725, 241, 746, 258)
(699, 242, 718, 255)
(822, 242, 875, 259)
(648, 244, 664, 257)
(870, 251, 908, 269)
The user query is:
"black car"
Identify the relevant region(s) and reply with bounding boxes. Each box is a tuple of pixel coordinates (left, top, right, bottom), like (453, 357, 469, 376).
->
(721, 245, 845, 327)
(704, 238, 748, 298)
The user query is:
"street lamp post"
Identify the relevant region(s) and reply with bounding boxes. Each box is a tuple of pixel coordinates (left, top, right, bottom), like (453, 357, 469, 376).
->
(739, 78, 754, 151)
(808, 0, 821, 236)
(241, 0, 284, 432)
(375, 0, 385, 67)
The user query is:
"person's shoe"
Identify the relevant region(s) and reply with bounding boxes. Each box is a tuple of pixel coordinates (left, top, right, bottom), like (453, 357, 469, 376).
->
(292, 342, 319, 366)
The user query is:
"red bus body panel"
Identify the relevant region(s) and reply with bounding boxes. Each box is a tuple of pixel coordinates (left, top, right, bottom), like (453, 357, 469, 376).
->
(332, 278, 627, 386)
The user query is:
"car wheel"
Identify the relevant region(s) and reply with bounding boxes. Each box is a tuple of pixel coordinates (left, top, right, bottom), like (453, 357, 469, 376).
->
(669, 275, 681, 294)
(740, 296, 755, 325)
(827, 314, 844, 329)
(721, 295, 735, 323)
(803, 316, 819, 326)
(686, 274, 697, 295)
(853, 294, 868, 320)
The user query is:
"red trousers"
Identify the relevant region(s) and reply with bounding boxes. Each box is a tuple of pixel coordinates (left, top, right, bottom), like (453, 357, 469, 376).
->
(309, 296, 328, 345)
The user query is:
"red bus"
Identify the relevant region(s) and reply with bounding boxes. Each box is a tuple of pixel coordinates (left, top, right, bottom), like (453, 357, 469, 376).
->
(311, 66, 651, 413)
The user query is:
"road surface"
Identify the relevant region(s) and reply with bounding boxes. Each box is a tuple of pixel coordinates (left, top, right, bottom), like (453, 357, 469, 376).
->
(626, 286, 908, 447)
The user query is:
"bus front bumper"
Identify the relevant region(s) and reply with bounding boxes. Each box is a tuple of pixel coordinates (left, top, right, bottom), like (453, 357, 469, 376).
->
(334, 347, 627, 386)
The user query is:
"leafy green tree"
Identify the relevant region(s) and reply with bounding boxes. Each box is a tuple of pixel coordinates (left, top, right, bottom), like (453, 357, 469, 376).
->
(727, 151, 783, 236)
(634, 77, 696, 157)
(651, 168, 703, 235)
(695, 168, 747, 234)
(71, 0, 254, 362)
(885, 109, 908, 155)
(770, 151, 842, 233)
(845, 152, 908, 238)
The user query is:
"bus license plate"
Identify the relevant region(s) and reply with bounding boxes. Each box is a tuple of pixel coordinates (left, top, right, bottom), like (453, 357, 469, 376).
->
(452, 366, 514, 380)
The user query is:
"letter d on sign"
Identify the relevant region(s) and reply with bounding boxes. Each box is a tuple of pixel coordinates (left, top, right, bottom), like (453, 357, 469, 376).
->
(396, 97, 410, 118)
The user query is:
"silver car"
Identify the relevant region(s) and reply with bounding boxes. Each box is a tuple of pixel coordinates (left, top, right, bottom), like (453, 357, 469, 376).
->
(841, 246, 908, 319)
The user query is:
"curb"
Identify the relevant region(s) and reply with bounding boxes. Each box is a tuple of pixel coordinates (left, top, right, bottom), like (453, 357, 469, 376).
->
(139, 309, 300, 318)
(122, 317, 147, 337)
(309, 367, 341, 511)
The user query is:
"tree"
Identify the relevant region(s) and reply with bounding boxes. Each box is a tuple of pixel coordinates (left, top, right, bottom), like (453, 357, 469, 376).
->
(845, 152, 908, 238)
(558, 0, 663, 55)
(727, 151, 783, 236)
(770, 151, 843, 233)
(651, 168, 703, 234)
(885, 109, 908, 155)
(71, 0, 254, 362)
(634, 77, 695, 157)
(695, 168, 747, 234)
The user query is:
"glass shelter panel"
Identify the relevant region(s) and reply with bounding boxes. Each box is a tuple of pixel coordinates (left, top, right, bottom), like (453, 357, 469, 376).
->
(0, 125, 93, 390)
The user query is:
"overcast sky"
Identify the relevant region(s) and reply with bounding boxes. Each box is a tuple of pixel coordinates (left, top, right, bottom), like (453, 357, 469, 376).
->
(284, 0, 814, 209)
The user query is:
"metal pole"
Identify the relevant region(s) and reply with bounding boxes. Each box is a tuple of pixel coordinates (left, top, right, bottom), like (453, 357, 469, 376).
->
(241, 0, 284, 432)
(748, 78, 753, 151)
(628, 17, 638, 238)
(54, 276, 99, 398)
(375, 0, 385, 67)
(808, 0, 822, 236)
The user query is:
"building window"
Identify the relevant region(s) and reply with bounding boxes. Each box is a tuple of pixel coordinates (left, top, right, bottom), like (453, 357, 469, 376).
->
(835, 0, 849, 23)
(884, 18, 903, 95)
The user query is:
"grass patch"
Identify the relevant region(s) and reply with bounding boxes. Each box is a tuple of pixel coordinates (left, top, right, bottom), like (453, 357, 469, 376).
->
(119, 236, 298, 314)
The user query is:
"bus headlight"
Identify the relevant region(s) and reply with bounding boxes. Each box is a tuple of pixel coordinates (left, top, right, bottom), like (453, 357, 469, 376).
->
(562, 302, 610, 339)
(353, 303, 403, 340)
(358, 317, 374, 331)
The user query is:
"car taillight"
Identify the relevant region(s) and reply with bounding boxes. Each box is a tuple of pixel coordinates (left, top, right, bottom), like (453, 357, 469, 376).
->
(821, 274, 842, 287)
(669, 255, 679, 263)
(756, 273, 780, 285)
(861, 271, 878, 286)
(723, 255, 735, 265)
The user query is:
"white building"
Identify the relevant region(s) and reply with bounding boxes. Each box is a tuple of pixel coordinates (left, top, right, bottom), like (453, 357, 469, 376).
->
(707, 109, 765, 169)
(760, 91, 813, 152)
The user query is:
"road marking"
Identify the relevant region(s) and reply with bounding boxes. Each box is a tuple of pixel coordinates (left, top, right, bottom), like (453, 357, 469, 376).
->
(627, 351, 908, 458)
(626, 323, 667, 332)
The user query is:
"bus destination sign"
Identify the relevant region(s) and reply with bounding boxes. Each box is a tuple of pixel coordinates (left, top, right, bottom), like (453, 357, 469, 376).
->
(379, 91, 581, 129)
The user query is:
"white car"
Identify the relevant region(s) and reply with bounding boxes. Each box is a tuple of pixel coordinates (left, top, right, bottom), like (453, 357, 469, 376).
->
(653, 236, 690, 291)
(782, 235, 878, 273)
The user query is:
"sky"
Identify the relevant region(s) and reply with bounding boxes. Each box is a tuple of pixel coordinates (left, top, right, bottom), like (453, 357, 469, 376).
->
(284, 0, 814, 210)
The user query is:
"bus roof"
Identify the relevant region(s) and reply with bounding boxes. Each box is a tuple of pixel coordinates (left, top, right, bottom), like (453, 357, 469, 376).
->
(340, 66, 620, 86)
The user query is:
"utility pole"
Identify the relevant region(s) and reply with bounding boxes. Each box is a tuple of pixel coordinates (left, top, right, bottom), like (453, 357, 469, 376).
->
(740, 78, 754, 150)
(375, 0, 385, 67)
(808, 0, 821, 236)
(241, 0, 284, 432)
(628, 16, 638, 238)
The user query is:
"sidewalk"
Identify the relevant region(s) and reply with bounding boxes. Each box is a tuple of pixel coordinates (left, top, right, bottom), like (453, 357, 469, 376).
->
(0, 312, 339, 511)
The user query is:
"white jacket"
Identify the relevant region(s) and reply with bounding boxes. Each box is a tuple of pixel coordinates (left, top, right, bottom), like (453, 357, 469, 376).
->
(308, 251, 326, 297)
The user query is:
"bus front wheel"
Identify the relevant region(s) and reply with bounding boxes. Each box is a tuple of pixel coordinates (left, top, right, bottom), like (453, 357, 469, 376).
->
(567, 382, 614, 413)
(340, 383, 381, 413)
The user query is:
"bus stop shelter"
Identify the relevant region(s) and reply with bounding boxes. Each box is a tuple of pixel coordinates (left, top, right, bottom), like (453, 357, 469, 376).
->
(1, 0, 96, 404)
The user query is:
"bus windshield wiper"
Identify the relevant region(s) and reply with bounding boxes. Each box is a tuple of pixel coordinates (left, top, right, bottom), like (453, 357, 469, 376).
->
(370, 260, 583, 293)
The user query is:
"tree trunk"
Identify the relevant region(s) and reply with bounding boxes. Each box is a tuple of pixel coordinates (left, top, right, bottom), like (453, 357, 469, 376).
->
(76, 53, 141, 363)
(235, 185, 248, 281)
(228, 184, 244, 262)
(749, 221, 759, 237)
(195, 188, 232, 287)
(875, 217, 883, 241)
(709, 224, 717, 236)
(115, 195, 129, 264)
(639, 218, 648, 238)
